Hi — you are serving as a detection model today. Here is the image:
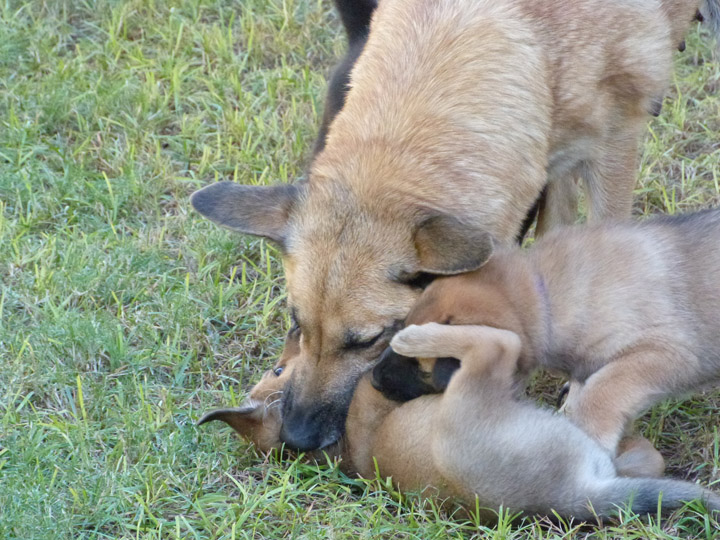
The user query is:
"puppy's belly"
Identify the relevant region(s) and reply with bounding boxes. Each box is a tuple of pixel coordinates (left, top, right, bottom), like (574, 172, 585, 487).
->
(370, 396, 451, 496)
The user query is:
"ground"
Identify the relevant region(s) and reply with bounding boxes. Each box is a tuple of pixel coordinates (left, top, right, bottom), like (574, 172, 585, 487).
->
(1, 1, 719, 538)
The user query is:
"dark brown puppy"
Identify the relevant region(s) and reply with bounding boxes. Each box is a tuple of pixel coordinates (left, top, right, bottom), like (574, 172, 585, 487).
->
(313, 0, 377, 156)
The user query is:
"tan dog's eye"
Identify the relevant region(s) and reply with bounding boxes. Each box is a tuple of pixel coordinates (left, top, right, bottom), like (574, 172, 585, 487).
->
(343, 328, 385, 351)
(273, 366, 284, 377)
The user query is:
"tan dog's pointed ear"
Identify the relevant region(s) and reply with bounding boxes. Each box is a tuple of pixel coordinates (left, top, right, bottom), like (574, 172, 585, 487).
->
(414, 215, 494, 274)
(197, 403, 263, 439)
(190, 181, 301, 248)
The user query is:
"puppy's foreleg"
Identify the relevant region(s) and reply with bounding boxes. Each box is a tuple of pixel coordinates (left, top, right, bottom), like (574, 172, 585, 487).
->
(391, 323, 522, 383)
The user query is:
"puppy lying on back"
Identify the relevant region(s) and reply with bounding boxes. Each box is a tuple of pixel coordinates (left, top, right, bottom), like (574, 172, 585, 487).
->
(373, 209, 720, 459)
(199, 325, 720, 520)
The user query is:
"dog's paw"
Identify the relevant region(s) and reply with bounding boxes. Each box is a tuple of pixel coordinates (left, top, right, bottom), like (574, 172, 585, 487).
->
(391, 322, 447, 357)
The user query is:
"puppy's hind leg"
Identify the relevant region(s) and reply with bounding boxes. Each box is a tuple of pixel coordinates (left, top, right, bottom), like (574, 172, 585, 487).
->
(614, 436, 665, 478)
(562, 346, 698, 456)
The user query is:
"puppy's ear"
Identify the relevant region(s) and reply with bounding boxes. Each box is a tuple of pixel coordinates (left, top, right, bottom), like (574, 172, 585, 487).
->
(197, 402, 263, 440)
(414, 214, 494, 274)
(190, 181, 302, 248)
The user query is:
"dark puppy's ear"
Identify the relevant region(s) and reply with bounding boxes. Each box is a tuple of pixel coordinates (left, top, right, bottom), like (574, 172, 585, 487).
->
(414, 214, 494, 274)
(190, 181, 301, 248)
(432, 357, 461, 390)
(197, 404, 262, 439)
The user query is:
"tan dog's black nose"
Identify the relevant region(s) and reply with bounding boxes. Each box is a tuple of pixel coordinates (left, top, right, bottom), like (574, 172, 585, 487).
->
(279, 413, 325, 452)
(279, 383, 349, 451)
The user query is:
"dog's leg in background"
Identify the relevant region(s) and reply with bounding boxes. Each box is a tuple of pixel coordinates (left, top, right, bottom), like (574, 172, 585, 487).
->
(562, 347, 698, 455)
(581, 127, 642, 223)
(535, 175, 579, 237)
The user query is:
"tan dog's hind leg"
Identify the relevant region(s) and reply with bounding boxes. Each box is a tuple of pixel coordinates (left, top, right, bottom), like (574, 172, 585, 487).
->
(562, 347, 698, 456)
(535, 175, 579, 237)
(582, 128, 642, 223)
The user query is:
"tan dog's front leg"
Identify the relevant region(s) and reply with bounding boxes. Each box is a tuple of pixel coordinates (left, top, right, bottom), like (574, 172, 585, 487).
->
(390, 323, 522, 382)
(562, 348, 695, 455)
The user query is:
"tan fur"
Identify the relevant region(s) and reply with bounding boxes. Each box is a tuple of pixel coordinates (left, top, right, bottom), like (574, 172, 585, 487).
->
(191, 0, 714, 448)
(199, 323, 720, 519)
(402, 209, 720, 456)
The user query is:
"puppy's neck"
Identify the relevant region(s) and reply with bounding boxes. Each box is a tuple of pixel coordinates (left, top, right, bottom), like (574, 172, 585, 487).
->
(343, 374, 402, 477)
(483, 251, 547, 376)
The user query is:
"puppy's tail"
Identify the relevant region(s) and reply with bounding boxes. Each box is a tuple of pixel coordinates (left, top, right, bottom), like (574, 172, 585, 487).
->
(590, 477, 720, 517)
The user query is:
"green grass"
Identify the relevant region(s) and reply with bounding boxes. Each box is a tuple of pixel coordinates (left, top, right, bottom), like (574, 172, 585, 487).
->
(0, 1, 719, 538)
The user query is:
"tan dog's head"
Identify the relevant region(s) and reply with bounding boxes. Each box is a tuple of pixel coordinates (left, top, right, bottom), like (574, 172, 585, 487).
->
(191, 174, 494, 450)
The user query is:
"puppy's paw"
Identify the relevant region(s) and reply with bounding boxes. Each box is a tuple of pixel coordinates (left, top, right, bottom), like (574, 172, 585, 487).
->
(614, 436, 665, 478)
(391, 322, 448, 358)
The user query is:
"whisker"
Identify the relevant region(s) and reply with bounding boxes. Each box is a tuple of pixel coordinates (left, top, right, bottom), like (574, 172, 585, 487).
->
(262, 390, 284, 408)
(260, 392, 285, 426)
(265, 398, 283, 411)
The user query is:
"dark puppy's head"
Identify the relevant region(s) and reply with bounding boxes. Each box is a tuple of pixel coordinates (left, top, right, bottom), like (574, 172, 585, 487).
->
(371, 346, 459, 402)
(197, 329, 301, 452)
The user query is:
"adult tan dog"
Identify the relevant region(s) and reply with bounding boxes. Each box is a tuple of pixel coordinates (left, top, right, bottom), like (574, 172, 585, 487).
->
(199, 324, 720, 520)
(376, 209, 720, 458)
(192, 0, 717, 450)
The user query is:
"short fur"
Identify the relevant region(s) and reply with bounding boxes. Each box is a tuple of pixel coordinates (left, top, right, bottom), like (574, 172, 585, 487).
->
(383, 209, 720, 456)
(199, 324, 720, 520)
(193, 0, 719, 450)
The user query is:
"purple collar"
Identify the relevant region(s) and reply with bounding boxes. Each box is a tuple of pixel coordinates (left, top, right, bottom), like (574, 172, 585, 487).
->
(534, 272, 552, 347)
